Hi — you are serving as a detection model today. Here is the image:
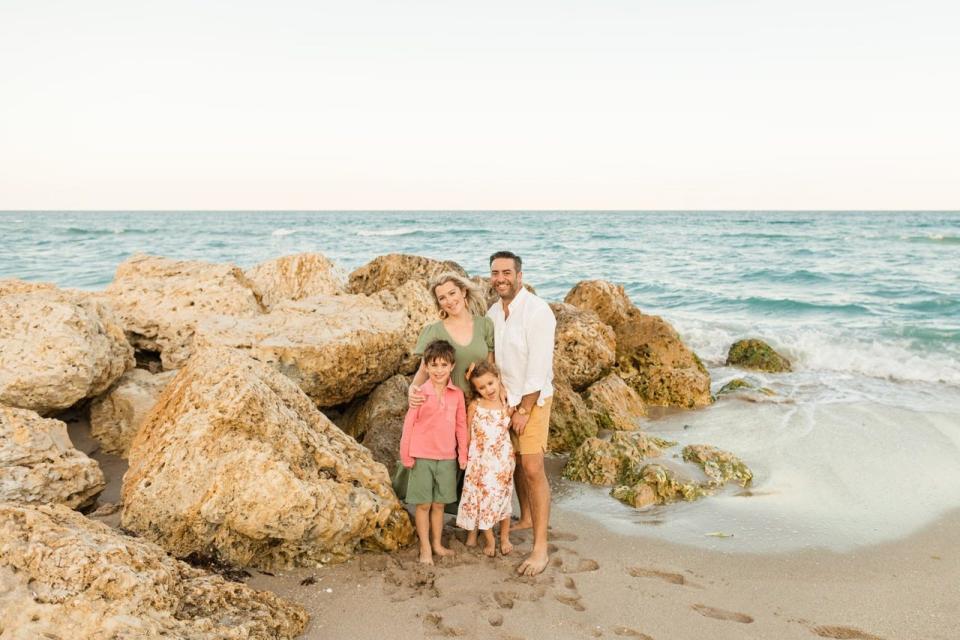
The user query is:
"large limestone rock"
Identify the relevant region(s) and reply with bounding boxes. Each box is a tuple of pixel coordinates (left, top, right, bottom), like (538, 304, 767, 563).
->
(90, 368, 179, 457)
(347, 253, 468, 295)
(563, 430, 676, 486)
(547, 382, 598, 453)
(104, 254, 266, 369)
(340, 374, 411, 468)
(245, 252, 345, 308)
(0, 405, 105, 508)
(726, 338, 792, 372)
(122, 347, 414, 569)
(193, 293, 412, 407)
(551, 302, 616, 391)
(373, 279, 439, 375)
(0, 287, 133, 414)
(0, 278, 57, 295)
(0, 502, 307, 639)
(564, 279, 712, 409)
(583, 373, 647, 431)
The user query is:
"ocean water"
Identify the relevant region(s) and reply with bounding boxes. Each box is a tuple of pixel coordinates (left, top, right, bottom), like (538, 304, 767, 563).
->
(2, 210, 959, 551)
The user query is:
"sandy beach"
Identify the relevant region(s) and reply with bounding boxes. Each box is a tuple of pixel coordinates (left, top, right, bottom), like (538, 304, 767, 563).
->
(70, 414, 958, 640)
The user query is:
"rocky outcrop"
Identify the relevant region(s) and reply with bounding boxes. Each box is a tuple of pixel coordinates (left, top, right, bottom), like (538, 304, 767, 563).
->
(0, 501, 307, 639)
(563, 431, 676, 486)
(551, 303, 616, 391)
(0, 406, 105, 508)
(583, 373, 646, 431)
(0, 286, 133, 414)
(0, 278, 57, 295)
(90, 368, 179, 457)
(564, 279, 711, 409)
(104, 254, 265, 369)
(547, 382, 598, 453)
(373, 279, 439, 375)
(611, 464, 707, 508)
(347, 253, 468, 295)
(682, 444, 753, 487)
(122, 347, 414, 570)
(726, 338, 792, 372)
(340, 374, 411, 468)
(193, 293, 412, 407)
(245, 252, 345, 308)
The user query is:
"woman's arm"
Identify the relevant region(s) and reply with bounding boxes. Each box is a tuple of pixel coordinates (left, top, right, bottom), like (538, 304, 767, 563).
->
(408, 358, 428, 407)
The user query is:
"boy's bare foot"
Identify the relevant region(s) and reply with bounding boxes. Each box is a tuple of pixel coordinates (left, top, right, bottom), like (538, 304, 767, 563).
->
(500, 539, 514, 555)
(517, 549, 549, 576)
(419, 547, 434, 565)
(432, 544, 454, 557)
(465, 531, 478, 548)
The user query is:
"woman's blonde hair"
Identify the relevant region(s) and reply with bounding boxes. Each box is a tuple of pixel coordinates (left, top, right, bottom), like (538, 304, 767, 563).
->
(428, 272, 488, 318)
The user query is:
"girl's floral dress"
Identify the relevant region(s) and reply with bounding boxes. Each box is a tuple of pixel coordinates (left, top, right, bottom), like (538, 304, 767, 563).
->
(456, 405, 514, 530)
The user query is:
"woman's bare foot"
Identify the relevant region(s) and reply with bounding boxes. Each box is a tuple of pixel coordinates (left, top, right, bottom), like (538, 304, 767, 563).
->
(432, 543, 454, 558)
(500, 538, 514, 555)
(516, 549, 549, 576)
(465, 530, 478, 548)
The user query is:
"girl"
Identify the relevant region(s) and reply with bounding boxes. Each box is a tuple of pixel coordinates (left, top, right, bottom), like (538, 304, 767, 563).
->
(456, 361, 514, 557)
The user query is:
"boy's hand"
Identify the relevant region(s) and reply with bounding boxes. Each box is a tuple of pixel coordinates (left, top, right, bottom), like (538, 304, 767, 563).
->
(459, 462, 467, 470)
(408, 384, 425, 407)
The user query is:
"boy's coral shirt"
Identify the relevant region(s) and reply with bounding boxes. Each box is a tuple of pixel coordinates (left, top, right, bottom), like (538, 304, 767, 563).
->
(399, 379, 468, 468)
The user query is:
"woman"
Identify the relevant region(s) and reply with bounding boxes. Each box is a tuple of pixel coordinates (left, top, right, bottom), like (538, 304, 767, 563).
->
(409, 272, 493, 399)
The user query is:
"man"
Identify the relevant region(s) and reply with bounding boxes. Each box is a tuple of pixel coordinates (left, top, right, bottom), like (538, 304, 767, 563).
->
(487, 250, 556, 576)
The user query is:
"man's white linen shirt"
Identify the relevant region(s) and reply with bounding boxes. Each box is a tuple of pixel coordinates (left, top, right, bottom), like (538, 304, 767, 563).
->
(486, 287, 556, 408)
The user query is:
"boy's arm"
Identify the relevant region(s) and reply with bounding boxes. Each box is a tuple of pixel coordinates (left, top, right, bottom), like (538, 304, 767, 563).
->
(399, 405, 418, 468)
(456, 392, 468, 469)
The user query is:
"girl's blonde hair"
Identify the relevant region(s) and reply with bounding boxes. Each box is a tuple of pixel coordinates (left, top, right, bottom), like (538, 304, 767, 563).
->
(428, 272, 488, 319)
(466, 360, 502, 401)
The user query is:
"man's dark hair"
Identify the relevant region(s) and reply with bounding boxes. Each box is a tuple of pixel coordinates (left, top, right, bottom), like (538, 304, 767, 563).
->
(423, 339, 456, 365)
(489, 251, 522, 272)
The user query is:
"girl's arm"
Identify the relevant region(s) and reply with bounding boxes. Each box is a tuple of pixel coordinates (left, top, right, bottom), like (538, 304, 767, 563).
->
(465, 401, 476, 449)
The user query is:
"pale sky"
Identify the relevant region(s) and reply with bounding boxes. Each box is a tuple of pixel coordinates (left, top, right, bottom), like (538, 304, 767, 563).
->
(1, 1, 958, 210)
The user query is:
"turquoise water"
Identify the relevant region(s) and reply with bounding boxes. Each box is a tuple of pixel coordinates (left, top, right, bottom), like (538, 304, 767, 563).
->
(3, 210, 959, 550)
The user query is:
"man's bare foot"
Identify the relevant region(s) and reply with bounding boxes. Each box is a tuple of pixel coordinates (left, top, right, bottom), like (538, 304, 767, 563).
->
(516, 550, 549, 576)
(500, 539, 514, 555)
(419, 547, 434, 565)
(465, 531, 478, 548)
(432, 544, 454, 558)
(512, 518, 533, 531)
(482, 542, 496, 557)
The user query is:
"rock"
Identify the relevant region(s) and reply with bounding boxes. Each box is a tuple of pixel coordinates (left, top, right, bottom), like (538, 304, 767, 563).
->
(89, 368, 179, 457)
(564, 279, 711, 409)
(193, 293, 411, 407)
(726, 338, 792, 372)
(0, 287, 133, 414)
(0, 278, 57, 295)
(373, 279, 439, 375)
(347, 253, 468, 295)
(717, 378, 751, 395)
(563, 280, 635, 329)
(682, 444, 753, 487)
(472, 276, 536, 310)
(563, 430, 676, 486)
(245, 252, 345, 308)
(0, 406, 105, 508)
(104, 254, 265, 369)
(611, 464, 707, 508)
(550, 303, 616, 391)
(583, 373, 647, 431)
(547, 382, 598, 453)
(0, 501, 308, 639)
(340, 374, 411, 468)
(121, 347, 414, 570)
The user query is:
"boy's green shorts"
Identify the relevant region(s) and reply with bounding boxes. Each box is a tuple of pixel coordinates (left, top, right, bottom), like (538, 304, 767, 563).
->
(405, 458, 458, 505)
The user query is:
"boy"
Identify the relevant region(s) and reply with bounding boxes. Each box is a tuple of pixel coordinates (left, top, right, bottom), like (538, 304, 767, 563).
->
(398, 339, 468, 564)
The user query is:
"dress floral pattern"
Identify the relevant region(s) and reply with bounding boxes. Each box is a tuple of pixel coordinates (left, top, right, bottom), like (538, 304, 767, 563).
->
(456, 405, 514, 530)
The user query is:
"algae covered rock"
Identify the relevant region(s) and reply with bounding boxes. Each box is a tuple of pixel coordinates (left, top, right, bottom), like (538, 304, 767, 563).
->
(717, 378, 751, 395)
(726, 338, 792, 372)
(611, 464, 707, 508)
(245, 252, 345, 308)
(90, 368, 179, 457)
(563, 431, 676, 486)
(0, 501, 308, 640)
(0, 286, 134, 414)
(682, 444, 753, 487)
(583, 373, 647, 431)
(121, 347, 414, 570)
(0, 406, 106, 509)
(547, 382, 598, 453)
(551, 302, 616, 391)
(347, 253, 468, 295)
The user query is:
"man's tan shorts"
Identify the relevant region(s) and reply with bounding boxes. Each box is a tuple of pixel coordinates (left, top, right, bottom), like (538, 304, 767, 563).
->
(512, 397, 553, 455)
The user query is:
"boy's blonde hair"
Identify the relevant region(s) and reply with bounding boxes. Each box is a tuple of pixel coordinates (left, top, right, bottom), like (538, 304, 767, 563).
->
(428, 272, 488, 318)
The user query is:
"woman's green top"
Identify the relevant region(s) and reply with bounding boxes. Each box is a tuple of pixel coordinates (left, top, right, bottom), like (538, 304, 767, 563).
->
(413, 315, 495, 394)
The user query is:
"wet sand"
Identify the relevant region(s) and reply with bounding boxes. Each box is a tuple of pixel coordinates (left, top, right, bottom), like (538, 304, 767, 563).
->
(70, 418, 959, 640)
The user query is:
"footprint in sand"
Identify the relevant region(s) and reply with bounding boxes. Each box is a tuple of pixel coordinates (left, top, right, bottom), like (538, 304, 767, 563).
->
(612, 627, 654, 639)
(556, 558, 599, 574)
(691, 604, 754, 624)
(553, 592, 586, 612)
(493, 591, 516, 609)
(811, 625, 887, 640)
(549, 531, 579, 541)
(423, 613, 466, 637)
(627, 566, 697, 587)
(487, 612, 504, 627)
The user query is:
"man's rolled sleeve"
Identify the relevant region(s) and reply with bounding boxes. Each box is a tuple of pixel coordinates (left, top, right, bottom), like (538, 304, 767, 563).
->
(521, 304, 556, 396)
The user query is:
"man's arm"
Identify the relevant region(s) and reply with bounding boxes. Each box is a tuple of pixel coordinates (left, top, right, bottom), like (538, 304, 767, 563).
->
(512, 302, 556, 434)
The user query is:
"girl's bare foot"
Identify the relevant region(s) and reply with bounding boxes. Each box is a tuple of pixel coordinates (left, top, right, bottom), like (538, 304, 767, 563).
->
(465, 530, 478, 548)
(500, 538, 514, 555)
(481, 529, 496, 557)
(432, 543, 454, 557)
